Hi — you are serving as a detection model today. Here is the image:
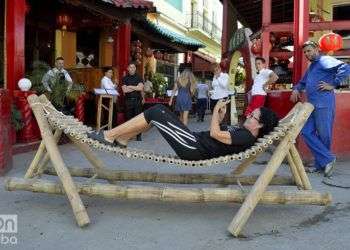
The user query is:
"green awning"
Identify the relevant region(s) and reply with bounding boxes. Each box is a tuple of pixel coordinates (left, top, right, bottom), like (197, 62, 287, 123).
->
(140, 20, 205, 50)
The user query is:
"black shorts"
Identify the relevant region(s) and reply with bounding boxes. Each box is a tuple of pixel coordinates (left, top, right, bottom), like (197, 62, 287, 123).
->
(143, 105, 206, 160)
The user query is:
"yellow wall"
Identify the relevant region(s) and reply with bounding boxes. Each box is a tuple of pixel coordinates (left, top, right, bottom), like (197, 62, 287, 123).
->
(99, 31, 113, 67)
(55, 30, 76, 68)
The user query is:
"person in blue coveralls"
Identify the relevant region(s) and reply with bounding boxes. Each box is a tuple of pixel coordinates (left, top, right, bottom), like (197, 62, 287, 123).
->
(290, 40, 350, 177)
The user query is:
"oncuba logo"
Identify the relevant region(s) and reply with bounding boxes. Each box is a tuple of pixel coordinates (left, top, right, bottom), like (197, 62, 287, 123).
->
(0, 215, 18, 245)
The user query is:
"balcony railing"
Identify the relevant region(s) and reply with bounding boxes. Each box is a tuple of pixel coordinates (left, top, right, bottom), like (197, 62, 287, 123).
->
(186, 12, 222, 41)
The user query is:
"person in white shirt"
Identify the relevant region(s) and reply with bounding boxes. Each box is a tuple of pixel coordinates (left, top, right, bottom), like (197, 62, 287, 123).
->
(210, 63, 229, 112)
(101, 67, 117, 90)
(196, 80, 209, 122)
(42, 57, 73, 92)
(244, 57, 278, 117)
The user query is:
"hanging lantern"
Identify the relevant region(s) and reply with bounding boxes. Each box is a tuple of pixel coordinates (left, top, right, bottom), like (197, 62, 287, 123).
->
(155, 51, 162, 60)
(251, 39, 262, 55)
(135, 47, 142, 53)
(25, 1, 31, 14)
(319, 33, 343, 55)
(56, 13, 72, 31)
(135, 53, 142, 60)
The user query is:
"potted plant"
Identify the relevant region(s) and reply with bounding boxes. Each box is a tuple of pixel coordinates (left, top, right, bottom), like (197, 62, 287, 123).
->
(151, 73, 167, 98)
(10, 104, 23, 144)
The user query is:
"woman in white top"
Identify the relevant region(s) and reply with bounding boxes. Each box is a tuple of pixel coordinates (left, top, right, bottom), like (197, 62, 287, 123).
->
(101, 67, 117, 90)
(210, 63, 229, 112)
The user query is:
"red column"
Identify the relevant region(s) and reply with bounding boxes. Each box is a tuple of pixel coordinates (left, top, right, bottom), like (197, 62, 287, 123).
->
(5, 0, 26, 94)
(114, 20, 131, 105)
(293, 0, 309, 83)
(261, 0, 271, 65)
(221, 0, 229, 55)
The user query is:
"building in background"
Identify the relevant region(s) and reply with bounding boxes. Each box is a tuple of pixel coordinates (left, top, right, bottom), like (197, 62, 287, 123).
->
(148, 0, 223, 80)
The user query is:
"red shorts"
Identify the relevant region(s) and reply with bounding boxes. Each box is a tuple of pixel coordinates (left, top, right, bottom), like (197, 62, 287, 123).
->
(244, 95, 266, 117)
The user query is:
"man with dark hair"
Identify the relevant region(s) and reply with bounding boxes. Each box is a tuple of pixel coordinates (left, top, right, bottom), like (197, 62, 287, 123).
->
(290, 40, 350, 176)
(42, 57, 73, 92)
(122, 62, 144, 141)
(245, 57, 278, 117)
(88, 100, 279, 161)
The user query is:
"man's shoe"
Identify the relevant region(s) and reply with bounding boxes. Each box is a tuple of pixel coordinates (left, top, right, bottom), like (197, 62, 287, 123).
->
(136, 134, 142, 141)
(305, 166, 323, 174)
(87, 131, 114, 146)
(324, 159, 336, 177)
(87, 131, 127, 148)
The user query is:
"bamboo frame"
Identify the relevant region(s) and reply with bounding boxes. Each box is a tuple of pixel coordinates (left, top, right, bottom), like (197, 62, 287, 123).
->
(43, 166, 296, 186)
(27, 95, 90, 227)
(227, 102, 315, 236)
(5, 178, 331, 206)
(8, 95, 330, 237)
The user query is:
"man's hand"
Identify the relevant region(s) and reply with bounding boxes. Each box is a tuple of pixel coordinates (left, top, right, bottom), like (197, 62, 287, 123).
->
(214, 99, 230, 121)
(318, 81, 335, 91)
(290, 90, 300, 103)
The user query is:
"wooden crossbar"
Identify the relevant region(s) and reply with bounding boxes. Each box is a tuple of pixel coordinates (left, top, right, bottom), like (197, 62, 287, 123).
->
(6, 94, 330, 237)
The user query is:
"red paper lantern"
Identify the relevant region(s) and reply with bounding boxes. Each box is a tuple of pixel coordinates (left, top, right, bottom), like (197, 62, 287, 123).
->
(319, 33, 343, 54)
(56, 13, 72, 30)
(251, 39, 262, 55)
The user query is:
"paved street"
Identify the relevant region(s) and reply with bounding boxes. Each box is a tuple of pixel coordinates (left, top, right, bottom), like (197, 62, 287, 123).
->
(1, 118, 350, 250)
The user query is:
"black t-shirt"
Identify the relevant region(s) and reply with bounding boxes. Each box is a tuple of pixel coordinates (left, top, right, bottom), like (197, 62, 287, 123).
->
(122, 74, 143, 99)
(194, 125, 256, 159)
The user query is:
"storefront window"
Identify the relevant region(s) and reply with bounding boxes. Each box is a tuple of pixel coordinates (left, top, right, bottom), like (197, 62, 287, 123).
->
(76, 29, 100, 68)
(0, 0, 4, 88)
(156, 62, 177, 89)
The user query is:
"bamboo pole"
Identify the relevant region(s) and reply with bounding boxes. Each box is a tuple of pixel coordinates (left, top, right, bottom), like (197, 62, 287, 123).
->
(5, 177, 331, 206)
(289, 144, 312, 190)
(25, 141, 47, 178)
(27, 94, 90, 227)
(67, 135, 107, 174)
(43, 166, 296, 186)
(286, 151, 303, 189)
(227, 103, 314, 237)
(231, 155, 258, 176)
(36, 130, 63, 176)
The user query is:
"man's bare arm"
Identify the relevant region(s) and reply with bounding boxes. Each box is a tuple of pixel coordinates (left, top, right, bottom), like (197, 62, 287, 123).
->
(210, 100, 232, 145)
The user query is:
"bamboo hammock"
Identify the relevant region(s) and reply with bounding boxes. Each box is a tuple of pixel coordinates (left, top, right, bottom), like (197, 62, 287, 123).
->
(4, 94, 332, 237)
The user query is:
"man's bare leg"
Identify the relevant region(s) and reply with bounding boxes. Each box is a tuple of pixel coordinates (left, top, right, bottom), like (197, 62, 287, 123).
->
(104, 113, 150, 145)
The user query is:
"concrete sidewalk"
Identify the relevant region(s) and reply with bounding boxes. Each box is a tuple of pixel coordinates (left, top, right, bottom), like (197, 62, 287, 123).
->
(1, 119, 350, 250)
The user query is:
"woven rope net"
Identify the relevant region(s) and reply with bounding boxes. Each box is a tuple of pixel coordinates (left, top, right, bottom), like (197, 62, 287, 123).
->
(33, 100, 297, 168)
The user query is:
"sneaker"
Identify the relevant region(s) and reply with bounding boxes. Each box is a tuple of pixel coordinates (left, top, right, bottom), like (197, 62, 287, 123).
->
(305, 166, 323, 174)
(324, 159, 336, 177)
(87, 131, 114, 146)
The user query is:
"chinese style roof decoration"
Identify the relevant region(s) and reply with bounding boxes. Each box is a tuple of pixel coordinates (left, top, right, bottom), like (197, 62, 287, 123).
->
(101, 0, 156, 12)
(141, 20, 205, 50)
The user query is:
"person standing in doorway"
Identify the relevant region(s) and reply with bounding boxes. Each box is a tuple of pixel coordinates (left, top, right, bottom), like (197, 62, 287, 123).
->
(290, 41, 350, 177)
(210, 63, 229, 112)
(42, 57, 73, 92)
(196, 79, 209, 122)
(122, 62, 144, 141)
(245, 57, 278, 117)
(169, 69, 197, 126)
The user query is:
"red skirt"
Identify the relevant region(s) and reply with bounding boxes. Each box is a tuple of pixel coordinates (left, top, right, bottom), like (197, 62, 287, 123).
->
(244, 95, 266, 117)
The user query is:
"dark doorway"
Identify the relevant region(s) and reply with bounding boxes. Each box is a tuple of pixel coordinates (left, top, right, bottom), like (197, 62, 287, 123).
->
(333, 5, 350, 37)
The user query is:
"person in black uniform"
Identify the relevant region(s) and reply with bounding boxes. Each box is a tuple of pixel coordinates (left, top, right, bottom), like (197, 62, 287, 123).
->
(122, 62, 144, 141)
(88, 100, 279, 161)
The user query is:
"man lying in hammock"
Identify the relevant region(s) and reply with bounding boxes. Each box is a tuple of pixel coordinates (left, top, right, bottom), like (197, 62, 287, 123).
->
(88, 99, 278, 160)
